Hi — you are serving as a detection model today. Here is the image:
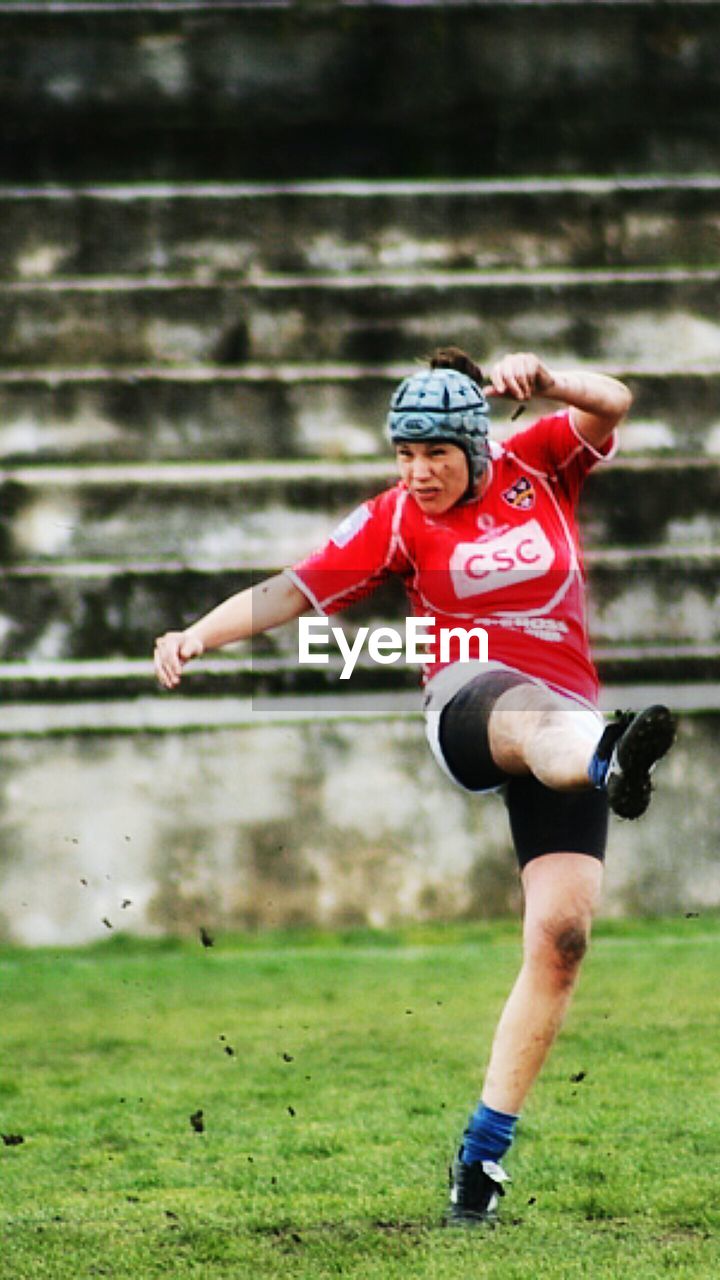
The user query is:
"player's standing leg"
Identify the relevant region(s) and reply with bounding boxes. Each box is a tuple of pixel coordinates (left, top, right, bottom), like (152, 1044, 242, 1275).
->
(448, 852, 603, 1225)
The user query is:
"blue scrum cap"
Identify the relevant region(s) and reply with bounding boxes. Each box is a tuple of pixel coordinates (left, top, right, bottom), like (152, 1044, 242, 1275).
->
(387, 367, 490, 486)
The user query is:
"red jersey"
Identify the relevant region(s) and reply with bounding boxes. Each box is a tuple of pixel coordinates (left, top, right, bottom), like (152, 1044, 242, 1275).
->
(287, 411, 615, 704)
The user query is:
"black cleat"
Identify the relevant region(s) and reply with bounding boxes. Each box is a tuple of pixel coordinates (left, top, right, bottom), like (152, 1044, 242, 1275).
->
(447, 1148, 510, 1226)
(605, 704, 676, 820)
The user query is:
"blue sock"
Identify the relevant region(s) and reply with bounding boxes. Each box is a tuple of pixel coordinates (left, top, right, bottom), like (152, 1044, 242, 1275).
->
(462, 1101, 518, 1166)
(587, 747, 610, 790)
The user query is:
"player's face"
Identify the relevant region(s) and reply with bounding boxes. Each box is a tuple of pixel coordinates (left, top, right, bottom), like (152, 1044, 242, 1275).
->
(395, 441, 470, 513)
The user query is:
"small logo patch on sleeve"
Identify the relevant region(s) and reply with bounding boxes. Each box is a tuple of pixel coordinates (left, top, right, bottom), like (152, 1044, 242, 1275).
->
(330, 504, 372, 548)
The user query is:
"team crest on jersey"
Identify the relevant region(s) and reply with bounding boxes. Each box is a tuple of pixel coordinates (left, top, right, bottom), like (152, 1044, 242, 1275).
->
(502, 476, 535, 510)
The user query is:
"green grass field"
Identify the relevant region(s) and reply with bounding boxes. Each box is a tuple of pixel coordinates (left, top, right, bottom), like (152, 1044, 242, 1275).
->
(1, 919, 719, 1279)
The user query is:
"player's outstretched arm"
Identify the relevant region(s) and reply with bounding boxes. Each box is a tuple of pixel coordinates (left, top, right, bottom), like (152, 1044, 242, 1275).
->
(153, 572, 308, 689)
(484, 352, 632, 449)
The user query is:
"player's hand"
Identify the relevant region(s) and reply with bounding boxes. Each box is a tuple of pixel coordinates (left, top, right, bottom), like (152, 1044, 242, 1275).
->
(153, 630, 204, 689)
(483, 352, 556, 402)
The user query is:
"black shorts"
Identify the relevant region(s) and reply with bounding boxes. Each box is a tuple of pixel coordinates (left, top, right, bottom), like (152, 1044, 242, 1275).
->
(438, 670, 608, 869)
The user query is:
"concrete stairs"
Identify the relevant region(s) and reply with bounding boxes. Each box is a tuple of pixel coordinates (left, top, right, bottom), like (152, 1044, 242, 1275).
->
(2, 174, 720, 704)
(2, 191, 720, 700)
(1, 1, 720, 941)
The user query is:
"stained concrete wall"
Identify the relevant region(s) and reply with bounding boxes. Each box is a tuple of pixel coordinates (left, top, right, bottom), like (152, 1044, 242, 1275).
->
(0, 709, 716, 947)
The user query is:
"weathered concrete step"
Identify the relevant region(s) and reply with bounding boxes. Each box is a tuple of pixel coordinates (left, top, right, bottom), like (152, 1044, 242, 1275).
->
(0, 364, 403, 466)
(0, 460, 393, 565)
(3, 269, 720, 367)
(0, 691, 428, 744)
(5, 177, 720, 283)
(1, 683, 719, 740)
(1, 646, 719, 705)
(1, 457, 719, 566)
(1, 365, 719, 465)
(2, 3, 720, 182)
(3, 549, 720, 662)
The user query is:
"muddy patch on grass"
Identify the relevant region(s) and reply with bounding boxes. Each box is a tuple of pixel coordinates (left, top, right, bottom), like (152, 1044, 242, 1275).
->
(253, 1217, 432, 1248)
(371, 1219, 429, 1236)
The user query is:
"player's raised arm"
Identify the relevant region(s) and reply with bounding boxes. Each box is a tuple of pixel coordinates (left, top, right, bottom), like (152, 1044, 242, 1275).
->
(153, 572, 308, 689)
(483, 352, 632, 450)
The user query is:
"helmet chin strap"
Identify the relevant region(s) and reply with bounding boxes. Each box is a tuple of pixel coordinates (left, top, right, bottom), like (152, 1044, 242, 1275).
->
(458, 455, 491, 505)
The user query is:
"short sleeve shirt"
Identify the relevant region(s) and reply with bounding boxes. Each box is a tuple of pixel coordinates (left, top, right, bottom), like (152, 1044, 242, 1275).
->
(287, 411, 614, 704)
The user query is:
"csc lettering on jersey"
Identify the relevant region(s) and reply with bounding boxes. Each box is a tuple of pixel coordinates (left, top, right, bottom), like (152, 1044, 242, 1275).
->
(448, 520, 556, 600)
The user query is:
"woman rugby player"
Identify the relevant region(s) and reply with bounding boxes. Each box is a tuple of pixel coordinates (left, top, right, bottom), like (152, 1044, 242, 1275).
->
(154, 349, 676, 1225)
